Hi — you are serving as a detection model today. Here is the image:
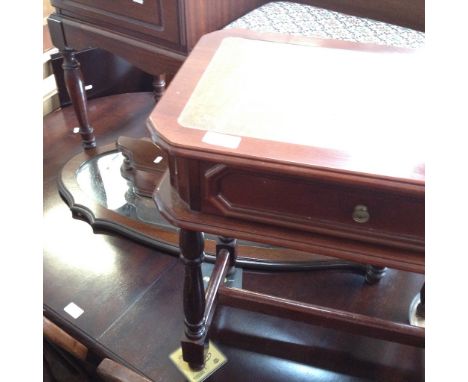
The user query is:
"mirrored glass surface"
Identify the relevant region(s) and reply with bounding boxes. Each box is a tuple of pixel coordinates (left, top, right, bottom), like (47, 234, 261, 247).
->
(75, 151, 271, 249)
(76, 151, 174, 230)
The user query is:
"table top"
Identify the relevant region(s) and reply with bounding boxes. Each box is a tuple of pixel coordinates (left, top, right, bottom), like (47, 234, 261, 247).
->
(148, 29, 425, 191)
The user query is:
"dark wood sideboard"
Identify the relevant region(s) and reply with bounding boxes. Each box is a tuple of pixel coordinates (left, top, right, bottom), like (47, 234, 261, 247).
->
(47, 0, 424, 149)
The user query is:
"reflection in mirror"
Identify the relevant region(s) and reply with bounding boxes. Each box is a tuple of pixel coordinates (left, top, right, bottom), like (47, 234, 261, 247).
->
(74, 151, 267, 247)
(76, 152, 174, 229)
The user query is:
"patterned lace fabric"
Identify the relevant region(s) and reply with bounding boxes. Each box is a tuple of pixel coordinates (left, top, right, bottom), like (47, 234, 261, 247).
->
(225, 1, 424, 48)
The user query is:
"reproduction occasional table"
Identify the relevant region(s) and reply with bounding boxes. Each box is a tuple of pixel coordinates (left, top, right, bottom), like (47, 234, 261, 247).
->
(148, 29, 425, 369)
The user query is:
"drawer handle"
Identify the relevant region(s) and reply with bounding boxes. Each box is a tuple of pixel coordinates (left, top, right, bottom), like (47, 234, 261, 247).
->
(352, 205, 370, 223)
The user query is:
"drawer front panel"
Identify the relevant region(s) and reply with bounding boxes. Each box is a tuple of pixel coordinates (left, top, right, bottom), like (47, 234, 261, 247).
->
(72, 0, 164, 25)
(201, 165, 424, 250)
(53, 0, 181, 45)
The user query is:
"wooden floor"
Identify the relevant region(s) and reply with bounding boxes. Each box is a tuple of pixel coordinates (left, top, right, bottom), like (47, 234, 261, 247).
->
(43, 92, 424, 381)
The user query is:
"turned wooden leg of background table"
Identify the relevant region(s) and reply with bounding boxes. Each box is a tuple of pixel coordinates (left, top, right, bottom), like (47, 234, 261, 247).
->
(365, 265, 387, 284)
(152, 74, 166, 103)
(61, 47, 97, 149)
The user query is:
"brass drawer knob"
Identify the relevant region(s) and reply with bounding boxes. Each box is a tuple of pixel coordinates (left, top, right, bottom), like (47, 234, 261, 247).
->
(352, 205, 370, 223)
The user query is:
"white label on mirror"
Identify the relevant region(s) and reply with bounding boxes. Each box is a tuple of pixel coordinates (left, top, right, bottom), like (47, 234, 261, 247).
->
(133, 0, 144, 4)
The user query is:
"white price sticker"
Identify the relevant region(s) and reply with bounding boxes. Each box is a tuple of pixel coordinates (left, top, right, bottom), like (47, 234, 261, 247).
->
(64, 302, 84, 319)
(202, 131, 241, 149)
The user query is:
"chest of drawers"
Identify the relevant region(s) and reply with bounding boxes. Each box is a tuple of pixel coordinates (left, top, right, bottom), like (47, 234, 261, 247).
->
(48, 0, 266, 76)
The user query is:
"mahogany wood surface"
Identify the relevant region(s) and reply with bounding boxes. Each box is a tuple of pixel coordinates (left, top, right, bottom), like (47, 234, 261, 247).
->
(51, 0, 181, 47)
(218, 287, 424, 347)
(97, 359, 152, 382)
(44, 316, 89, 361)
(44, 93, 424, 381)
(156, 169, 423, 273)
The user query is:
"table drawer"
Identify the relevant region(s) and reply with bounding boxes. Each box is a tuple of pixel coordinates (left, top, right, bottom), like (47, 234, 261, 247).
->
(52, 0, 181, 45)
(198, 164, 424, 251)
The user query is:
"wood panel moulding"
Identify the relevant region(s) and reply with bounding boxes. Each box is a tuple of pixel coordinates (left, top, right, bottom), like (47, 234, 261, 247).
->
(200, 163, 424, 251)
(51, 0, 181, 45)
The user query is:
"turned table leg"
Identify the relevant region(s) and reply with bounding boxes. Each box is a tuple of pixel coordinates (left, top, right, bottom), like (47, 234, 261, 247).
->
(180, 229, 207, 369)
(152, 74, 166, 103)
(62, 48, 96, 149)
(364, 265, 387, 284)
